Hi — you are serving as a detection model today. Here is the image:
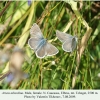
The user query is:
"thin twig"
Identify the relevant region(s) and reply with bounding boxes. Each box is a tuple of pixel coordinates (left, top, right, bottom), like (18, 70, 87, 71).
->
(0, 1, 12, 17)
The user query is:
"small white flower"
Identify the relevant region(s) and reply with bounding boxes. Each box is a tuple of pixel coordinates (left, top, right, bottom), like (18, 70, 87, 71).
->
(97, 73, 100, 77)
(52, 61, 55, 65)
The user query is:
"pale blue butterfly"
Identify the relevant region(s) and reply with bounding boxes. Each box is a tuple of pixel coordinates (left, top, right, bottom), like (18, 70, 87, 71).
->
(56, 30, 77, 52)
(28, 23, 59, 58)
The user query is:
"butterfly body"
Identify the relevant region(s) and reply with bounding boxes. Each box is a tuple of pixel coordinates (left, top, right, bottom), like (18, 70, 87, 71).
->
(35, 38, 47, 52)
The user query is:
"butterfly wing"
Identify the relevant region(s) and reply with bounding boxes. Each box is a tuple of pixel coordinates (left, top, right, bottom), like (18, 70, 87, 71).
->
(45, 42, 59, 56)
(36, 41, 59, 58)
(30, 23, 43, 38)
(29, 23, 45, 52)
(28, 37, 42, 51)
(36, 43, 46, 58)
(62, 37, 77, 52)
(62, 39, 73, 52)
(56, 30, 73, 43)
(56, 30, 77, 52)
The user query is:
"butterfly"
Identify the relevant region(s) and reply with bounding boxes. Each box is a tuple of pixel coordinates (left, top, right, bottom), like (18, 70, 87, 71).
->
(56, 30, 77, 52)
(28, 23, 59, 58)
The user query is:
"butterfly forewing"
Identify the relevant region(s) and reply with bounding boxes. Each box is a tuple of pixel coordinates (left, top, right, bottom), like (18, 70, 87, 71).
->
(56, 30, 73, 43)
(30, 23, 43, 38)
(28, 37, 42, 51)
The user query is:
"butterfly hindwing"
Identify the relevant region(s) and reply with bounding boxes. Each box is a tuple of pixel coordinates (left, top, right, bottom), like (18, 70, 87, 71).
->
(45, 42, 59, 56)
(62, 40, 72, 52)
(36, 43, 46, 58)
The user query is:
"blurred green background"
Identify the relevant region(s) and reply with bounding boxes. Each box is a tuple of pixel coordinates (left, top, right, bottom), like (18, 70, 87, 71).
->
(0, 1, 100, 89)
